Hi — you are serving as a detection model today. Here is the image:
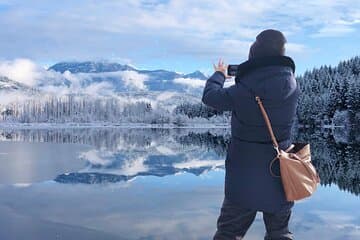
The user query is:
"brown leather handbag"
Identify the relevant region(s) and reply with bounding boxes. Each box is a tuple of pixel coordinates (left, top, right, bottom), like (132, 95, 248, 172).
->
(255, 96, 321, 201)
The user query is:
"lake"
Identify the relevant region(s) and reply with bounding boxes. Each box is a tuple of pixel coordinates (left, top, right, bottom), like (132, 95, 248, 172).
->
(0, 127, 358, 240)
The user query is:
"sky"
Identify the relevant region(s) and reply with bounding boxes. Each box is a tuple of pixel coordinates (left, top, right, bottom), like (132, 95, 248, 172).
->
(1, 0, 360, 75)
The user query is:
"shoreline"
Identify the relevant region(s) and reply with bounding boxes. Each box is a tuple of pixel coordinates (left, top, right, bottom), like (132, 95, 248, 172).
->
(0, 122, 231, 129)
(0, 123, 350, 130)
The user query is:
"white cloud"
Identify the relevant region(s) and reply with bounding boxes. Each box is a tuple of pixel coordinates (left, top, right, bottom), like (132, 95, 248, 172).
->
(311, 25, 356, 38)
(335, 19, 360, 25)
(155, 92, 177, 101)
(79, 150, 148, 176)
(1, 0, 360, 77)
(80, 150, 113, 166)
(3, 0, 360, 62)
(286, 43, 308, 54)
(82, 82, 115, 96)
(118, 71, 148, 90)
(0, 59, 150, 97)
(173, 78, 205, 88)
(174, 159, 224, 169)
(0, 59, 42, 86)
(119, 156, 148, 176)
(36, 71, 118, 97)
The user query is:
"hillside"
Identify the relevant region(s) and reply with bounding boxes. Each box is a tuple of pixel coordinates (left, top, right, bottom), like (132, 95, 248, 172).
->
(0, 76, 37, 93)
(296, 56, 360, 127)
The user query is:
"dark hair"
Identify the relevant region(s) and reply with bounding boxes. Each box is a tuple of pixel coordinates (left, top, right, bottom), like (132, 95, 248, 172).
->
(248, 29, 287, 59)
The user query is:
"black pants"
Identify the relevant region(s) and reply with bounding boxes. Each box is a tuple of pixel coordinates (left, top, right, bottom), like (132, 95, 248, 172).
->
(213, 198, 294, 240)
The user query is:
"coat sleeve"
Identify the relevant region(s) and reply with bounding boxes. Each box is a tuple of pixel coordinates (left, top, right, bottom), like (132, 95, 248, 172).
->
(201, 71, 236, 111)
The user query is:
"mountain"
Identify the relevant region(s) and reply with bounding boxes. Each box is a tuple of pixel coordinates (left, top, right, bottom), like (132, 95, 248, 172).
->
(49, 61, 207, 79)
(0, 61, 211, 123)
(0, 76, 38, 94)
(183, 70, 207, 79)
(54, 164, 223, 184)
(48, 61, 136, 73)
(47, 61, 208, 93)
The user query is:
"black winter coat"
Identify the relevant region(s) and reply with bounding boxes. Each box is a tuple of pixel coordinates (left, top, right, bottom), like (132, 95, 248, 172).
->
(201, 56, 300, 213)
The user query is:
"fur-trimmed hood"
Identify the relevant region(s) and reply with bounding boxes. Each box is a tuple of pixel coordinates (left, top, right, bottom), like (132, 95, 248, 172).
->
(235, 56, 295, 82)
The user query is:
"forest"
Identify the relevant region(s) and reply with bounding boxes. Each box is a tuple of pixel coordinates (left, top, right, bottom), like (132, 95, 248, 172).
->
(296, 56, 360, 127)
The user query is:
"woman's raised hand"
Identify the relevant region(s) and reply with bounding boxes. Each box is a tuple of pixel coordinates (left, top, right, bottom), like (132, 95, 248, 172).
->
(213, 58, 232, 79)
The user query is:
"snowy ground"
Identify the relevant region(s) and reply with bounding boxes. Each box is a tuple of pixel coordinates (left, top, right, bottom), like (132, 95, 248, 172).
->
(0, 122, 230, 129)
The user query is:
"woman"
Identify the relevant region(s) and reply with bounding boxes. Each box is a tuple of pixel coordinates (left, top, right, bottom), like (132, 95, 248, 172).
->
(202, 29, 300, 240)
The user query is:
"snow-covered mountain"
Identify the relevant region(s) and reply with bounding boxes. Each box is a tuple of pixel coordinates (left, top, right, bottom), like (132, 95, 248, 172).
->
(48, 61, 208, 93)
(49, 61, 136, 73)
(0, 61, 217, 124)
(49, 61, 207, 79)
(0, 76, 37, 93)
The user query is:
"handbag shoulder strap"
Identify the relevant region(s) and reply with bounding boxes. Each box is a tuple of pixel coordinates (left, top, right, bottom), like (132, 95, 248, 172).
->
(238, 81, 280, 154)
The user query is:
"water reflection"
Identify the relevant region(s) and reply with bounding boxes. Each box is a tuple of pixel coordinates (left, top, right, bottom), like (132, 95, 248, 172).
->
(0, 172, 359, 240)
(294, 128, 360, 196)
(4, 128, 355, 195)
(0, 127, 359, 239)
(0, 142, 90, 184)
(0, 128, 229, 185)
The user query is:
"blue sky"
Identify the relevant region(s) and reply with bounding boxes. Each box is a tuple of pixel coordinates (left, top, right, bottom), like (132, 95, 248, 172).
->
(1, 0, 360, 75)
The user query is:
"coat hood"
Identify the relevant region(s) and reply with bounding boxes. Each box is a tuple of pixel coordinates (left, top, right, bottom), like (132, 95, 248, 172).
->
(234, 56, 298, 102)
(235, 56, 295, 81)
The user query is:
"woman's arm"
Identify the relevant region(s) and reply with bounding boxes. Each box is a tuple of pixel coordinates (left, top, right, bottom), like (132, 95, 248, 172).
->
(201, 59, 236, 111)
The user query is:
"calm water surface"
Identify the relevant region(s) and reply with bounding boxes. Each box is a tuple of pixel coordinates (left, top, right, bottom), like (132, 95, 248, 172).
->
(0, 128, 358, 240)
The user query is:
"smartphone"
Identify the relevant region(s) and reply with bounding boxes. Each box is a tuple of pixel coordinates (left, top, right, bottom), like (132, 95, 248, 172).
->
(227, 64, 239, 76)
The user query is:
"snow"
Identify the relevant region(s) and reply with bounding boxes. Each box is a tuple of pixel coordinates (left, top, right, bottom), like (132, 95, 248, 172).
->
(0, 122, 230, 129)
(173, 159, 224, 169)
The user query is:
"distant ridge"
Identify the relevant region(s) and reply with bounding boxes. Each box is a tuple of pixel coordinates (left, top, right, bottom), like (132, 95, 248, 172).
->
(48, 61, 136, 73)
(48, 61, 208, 80)
(47, 61, 208, 93)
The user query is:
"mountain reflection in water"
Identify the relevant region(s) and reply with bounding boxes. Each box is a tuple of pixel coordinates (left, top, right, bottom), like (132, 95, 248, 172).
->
(2, 128, 355, 195)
